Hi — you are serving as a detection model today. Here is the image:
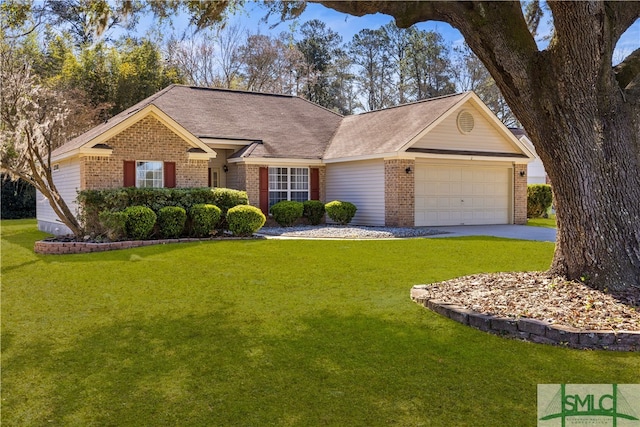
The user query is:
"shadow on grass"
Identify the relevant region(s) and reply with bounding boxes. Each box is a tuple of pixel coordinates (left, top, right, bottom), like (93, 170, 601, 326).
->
(4, 309, 638, 426)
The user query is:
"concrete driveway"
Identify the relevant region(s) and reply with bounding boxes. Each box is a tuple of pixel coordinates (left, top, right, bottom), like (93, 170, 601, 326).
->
(426, 224, 556, 242)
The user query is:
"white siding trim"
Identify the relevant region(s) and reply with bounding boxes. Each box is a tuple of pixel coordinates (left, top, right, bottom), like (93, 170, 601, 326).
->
(36, 159, 81, 235)
(325, 160, 385, 226)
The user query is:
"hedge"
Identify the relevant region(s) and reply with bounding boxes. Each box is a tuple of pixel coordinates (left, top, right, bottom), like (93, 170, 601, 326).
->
(227, 205, 266, 236)
(527, 184, 553, 218)
(270, 201, 303, 227)
(189, 204, 222, 237)
(123, 206, 157, 240)
(303, 200, 325, 225)
(77, 187, 247, 234)
(157, 206, 187, 238)
(325, 200, 357, 225)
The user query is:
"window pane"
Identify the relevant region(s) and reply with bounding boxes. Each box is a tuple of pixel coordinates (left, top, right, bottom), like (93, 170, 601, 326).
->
(290, 168, 308, 190)
(290, 191, 308, 202)
(136, 161, 163, 188)
(269, 191, 287, 209)
(269, 167, 287, 190)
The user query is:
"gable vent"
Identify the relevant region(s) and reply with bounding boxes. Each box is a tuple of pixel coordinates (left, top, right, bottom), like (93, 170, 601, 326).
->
(457, 110, 475, 134)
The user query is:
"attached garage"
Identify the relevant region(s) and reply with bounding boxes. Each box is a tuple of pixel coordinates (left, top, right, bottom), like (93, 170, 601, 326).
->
(414, 161, 512, 226)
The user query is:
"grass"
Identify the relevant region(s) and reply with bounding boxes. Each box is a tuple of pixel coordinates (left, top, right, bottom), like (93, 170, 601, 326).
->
(527, 214, 557, 228)
(2, 219, 638, 426)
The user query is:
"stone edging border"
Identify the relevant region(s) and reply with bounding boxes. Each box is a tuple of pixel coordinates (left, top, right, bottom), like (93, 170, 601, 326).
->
(34, 236, 262, 254)
(411, 285, 640, 351)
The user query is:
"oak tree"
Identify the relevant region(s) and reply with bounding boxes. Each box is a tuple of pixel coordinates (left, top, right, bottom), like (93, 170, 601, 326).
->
(318, 1, 640, 291)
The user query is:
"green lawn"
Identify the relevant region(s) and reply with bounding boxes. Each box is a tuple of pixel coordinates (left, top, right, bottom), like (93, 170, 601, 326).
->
(2, 219, 638, 426)
(527, 214, 557, 228)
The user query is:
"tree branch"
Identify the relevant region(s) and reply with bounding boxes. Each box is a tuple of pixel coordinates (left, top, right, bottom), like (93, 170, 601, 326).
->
(604, 1, 640, 44)
(615, 48, 640, 90)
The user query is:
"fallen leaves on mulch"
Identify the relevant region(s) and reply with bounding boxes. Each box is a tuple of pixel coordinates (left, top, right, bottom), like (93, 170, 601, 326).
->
(421, 272, 639, 331)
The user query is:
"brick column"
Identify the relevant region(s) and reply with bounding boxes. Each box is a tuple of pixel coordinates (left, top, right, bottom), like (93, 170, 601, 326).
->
(514, 164, 528, 224)
(385, 159, 415, 227)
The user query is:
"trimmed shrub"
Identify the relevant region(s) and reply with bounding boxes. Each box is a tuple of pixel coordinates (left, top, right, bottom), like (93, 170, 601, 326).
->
(270, 201, 303, 227)
(227, 205, 266, 237)
(190, 204, 221, 237)
(527, 184, 553, 218)
(303, 200, 325, 225)
(325, 200, 357, 225)
(98, 210, 128, 241)
(212, 188, 249, 215)
(157, 206, 187, 238)
(77, 187, 245, 233)
(123, 206, 157, 240)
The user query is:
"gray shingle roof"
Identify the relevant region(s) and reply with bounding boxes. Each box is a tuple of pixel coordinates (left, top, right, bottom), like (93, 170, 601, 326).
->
(53, 85, 474, 161)
(53, 85, 343, 159)
(324, 93, 468, 160)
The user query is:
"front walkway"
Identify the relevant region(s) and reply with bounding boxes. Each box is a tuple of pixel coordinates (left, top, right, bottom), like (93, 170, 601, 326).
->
(426, 224, 556, 242)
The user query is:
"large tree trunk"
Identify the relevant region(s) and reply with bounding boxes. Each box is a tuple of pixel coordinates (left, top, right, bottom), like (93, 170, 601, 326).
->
(317, 1, 640, 290)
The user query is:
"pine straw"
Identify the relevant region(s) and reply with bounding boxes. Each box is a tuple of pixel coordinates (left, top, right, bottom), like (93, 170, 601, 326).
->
(421, 272, 640, 331)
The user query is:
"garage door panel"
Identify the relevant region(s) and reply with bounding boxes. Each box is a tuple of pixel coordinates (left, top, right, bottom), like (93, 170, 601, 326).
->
(415, 163, 511, 226)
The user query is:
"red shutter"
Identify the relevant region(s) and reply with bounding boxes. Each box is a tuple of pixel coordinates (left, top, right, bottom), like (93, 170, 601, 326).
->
(259, 167, 269, 215)
(164, 162, 176, 188)
(123, 161, 136, 187)
(310, 168, 320, 200)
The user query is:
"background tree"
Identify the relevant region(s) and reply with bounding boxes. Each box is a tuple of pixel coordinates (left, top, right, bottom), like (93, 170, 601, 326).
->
(452, 43, 518, 126)
(349, 28, 394, 111)
(296, 19, 342, 108)
(0, 45, 101, 236)
(406, 28, 456, 100)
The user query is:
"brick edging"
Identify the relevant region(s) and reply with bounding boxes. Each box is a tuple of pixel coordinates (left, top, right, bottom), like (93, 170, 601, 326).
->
(411, 285, 639, 351)
(34, 235, 262, 255)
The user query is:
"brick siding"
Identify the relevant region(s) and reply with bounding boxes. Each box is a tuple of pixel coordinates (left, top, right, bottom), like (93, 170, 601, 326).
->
(514, 164, 528, 224)
(81, 115, 208, 190)
(385, 159, 415, 227)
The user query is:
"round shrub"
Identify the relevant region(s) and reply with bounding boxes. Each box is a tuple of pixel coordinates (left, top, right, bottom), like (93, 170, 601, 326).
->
(270, 200, 303, 227)
(98, 210, 128, 241)
(212, 188, 249, 215)
(157, 206, 187, 239)
(325, 200, 357, 225)
(123, 205, 157, 240)
(527, 184, 553, 218)
(190, 203, 221, 237)
(303, 200, 325, 225)
(227, 205, 266, 237)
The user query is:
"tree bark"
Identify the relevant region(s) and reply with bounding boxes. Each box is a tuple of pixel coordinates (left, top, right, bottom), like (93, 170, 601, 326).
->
(317, 0, 640, 290)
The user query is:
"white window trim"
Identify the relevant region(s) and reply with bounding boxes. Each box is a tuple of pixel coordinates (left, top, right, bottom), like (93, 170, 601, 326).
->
(136, 160, 164, 188)
(268, 167, 310, 208)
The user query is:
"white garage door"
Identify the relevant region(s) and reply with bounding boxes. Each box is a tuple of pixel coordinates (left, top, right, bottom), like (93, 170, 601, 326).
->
(415, 163, 512, 226)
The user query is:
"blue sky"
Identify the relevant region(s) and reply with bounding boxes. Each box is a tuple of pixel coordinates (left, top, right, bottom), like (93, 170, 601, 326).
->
(148, 2, 639, 65)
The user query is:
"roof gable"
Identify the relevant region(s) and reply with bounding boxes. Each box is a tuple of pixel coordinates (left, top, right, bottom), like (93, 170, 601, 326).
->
(406, 95, 528, 157)
(324, 93, 467, 161)
(53, 103, 215, 161)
